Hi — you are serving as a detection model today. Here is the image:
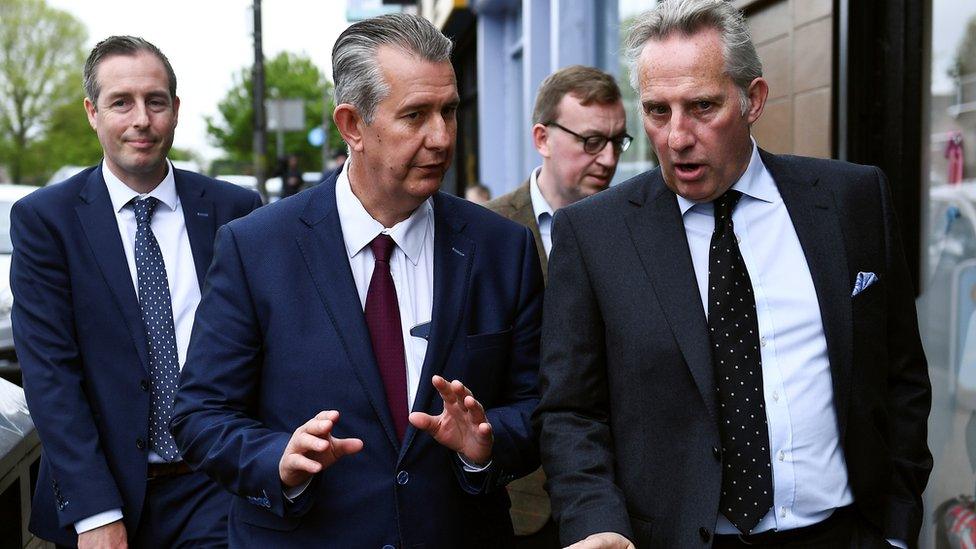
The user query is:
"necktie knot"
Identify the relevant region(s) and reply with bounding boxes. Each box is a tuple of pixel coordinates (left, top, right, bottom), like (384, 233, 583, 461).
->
(370, 234, 396, 264)
(712, 189, 742, 229)
(131, 196, 160, 226)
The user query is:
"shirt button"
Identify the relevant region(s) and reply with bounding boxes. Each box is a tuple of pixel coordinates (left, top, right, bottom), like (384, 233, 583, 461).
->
(759, 336, 767, 347)
(777, 450, 786, 462)
(772, 391, 779, 402)
(396, 471, 409, 485)
(780, 506, 788, 518)
(734, 233, 741, 244)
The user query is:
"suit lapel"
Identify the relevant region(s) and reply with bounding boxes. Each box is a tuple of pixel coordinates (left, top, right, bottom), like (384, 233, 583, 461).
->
(400, 193, 474, 459)
(625, 171, 717, 421)
(296, 181, 400, 451)
(74, 169, 150, 373)
(175, 172, 216, 287)
(510, 183, 548, 279)
(762, 151, 853, 435)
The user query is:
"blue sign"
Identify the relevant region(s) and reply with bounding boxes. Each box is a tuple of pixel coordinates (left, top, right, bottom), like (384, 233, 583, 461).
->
(308, 126, 326, 147)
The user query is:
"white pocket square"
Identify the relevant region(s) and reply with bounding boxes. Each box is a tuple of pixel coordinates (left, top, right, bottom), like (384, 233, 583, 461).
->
(851, 271, 879, 297)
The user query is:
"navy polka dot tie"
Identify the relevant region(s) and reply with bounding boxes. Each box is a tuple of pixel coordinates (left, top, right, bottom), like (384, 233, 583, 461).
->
(132, 197, 181, 462)
(708, 190, 772, 533)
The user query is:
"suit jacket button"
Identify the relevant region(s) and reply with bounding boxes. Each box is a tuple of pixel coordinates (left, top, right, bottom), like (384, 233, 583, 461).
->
(136, 438, 146, 450)
(140, 379, 149, 391)
(712, 446, 722, 460)
(396, 471, 409, 485)
(382, 545, 396, 549)
(699, 527, 711, 542)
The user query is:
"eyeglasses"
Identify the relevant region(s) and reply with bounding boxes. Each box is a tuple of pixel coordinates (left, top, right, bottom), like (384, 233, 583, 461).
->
(546, 122, 633, 155)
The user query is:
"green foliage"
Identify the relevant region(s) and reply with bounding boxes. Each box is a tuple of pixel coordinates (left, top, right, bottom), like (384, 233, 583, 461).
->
(0, 0, 88, 183)
(206, 51, 342, 174)
(951, 16, 976, 79)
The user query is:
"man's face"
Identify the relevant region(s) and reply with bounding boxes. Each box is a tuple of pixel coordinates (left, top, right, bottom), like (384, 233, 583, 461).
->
(535, 94, 626, 204)
(637, 28, 766, 202)
(356, 46, 458, 208)
(84, 52, 179, 188)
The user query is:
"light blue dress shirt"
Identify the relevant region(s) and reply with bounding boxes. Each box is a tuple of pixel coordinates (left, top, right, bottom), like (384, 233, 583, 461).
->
(677, 143, 856, 537)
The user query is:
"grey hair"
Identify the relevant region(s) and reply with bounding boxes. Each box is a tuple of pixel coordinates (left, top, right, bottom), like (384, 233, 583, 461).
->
(332, 13, 453, 124)
(83, 35, 176, 105)
(625, 0, 762, 114)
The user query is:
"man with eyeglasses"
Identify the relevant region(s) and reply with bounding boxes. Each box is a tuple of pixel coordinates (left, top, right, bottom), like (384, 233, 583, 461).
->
(486, 65, 627, 548)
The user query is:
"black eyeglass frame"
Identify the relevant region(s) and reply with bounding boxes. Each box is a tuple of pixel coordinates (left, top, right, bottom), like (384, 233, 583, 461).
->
(545, 121, 633, 155)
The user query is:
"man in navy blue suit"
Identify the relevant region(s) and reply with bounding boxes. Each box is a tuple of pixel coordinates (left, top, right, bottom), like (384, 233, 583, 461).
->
(171, 13, 543, 548)
(11, 36, 261, 548)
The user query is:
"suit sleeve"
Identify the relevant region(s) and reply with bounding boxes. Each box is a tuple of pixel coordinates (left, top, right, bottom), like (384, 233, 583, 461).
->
(9, 199, 124, 527)
(455, 225, 544, 494)
(533, 210, 634, 545)
(170, 224, 294, 517)
(874, 167, 933, 543)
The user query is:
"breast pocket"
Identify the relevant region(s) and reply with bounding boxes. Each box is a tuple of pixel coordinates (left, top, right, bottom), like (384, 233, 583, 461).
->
(462, 329, 513, 397)
(466, 328, 513, 351)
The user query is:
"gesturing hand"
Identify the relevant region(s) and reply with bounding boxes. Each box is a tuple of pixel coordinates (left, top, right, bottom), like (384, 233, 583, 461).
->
(408, 375, 493, 465)
(279, 410, 364, 488)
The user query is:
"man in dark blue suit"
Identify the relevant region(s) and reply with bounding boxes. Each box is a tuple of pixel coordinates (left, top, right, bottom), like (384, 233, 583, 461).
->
(11, 36, 261, 548)
(171, 13, 543, 548)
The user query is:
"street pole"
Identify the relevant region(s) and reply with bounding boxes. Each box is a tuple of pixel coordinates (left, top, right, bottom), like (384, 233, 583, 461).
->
(252, 0, 268, 200)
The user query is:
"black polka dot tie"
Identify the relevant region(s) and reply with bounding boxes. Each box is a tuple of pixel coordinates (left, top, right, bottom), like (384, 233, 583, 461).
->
(132, 197, 181, 462)
(707, 190, 772, 533)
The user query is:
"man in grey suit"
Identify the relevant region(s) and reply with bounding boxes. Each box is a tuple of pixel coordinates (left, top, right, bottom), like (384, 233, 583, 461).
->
(487, 65, 628, 285)
(534, 1, 932, 548)
(487, 65, 627, 548)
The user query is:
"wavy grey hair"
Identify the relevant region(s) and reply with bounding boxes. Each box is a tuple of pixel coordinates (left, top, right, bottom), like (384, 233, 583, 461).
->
(332, 13, 453, 124)
(625, 0, 762, 114)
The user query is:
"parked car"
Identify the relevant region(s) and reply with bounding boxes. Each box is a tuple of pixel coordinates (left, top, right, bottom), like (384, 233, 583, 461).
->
(0, 185, 40, 381)
(46, 165, 87, 186)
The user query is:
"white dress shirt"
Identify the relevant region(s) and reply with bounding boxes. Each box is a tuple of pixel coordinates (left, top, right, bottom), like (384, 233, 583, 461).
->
(677, 142, 855, 536)
(528, 167, 554, 258)
(335, 163, 434, 411)
(76, 160, 201, 534)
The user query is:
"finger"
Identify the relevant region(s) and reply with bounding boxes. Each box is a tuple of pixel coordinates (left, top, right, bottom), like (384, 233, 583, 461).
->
(313, 410, 339, 421)
(291, 431, 329, 454)
(462, 395, 487, 424)
(281, 452, 324, 475)
(431, 375, 456, 404)
(408, 411, 438, 432)
(303, 418, 336, 438)
(330, 437, 364, 458)
(476, 421, 493, 439)
(449, 379, 469, 403)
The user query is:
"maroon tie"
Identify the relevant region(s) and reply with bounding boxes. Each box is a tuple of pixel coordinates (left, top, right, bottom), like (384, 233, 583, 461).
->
(364, 234, 409, 441)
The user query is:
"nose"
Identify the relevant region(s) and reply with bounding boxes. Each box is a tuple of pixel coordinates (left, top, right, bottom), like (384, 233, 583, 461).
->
(425, 113, 453, 151)
(594, 138, 618, 167)
(667, 112, 694, 152)
(131, 102, 150, 128)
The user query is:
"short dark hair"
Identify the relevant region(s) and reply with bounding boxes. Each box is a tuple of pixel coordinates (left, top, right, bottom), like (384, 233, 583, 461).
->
(532, 65, 622, 125)
(83, 35, 177, 105)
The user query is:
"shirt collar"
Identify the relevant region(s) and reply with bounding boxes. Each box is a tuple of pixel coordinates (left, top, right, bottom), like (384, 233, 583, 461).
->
(335, 161, 432, 266)
(529, 166, 554, 223)
(675, 139, 777, 216)
(102, 160, 179, 214)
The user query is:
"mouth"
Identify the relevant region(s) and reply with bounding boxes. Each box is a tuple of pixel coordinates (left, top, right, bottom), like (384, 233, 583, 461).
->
(125, 138, 158, 150)
(673, 162, 705, 181)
